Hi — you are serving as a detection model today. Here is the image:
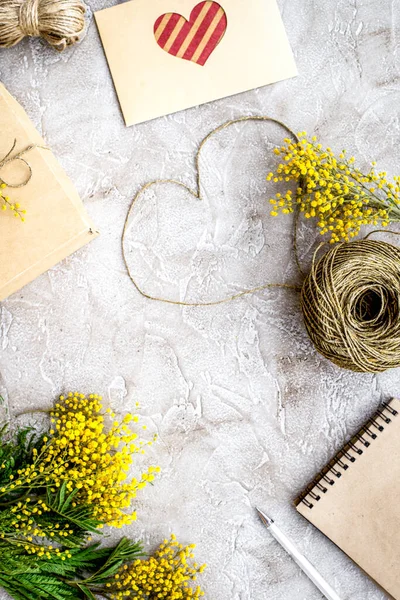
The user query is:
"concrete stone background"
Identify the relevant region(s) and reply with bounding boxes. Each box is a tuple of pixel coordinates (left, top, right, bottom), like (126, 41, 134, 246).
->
(1, 0, 399, 597)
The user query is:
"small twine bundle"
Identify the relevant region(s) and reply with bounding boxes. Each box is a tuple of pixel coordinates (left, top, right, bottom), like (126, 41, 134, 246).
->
(301, 238, 400, 373)
(0, 0, 86, 50)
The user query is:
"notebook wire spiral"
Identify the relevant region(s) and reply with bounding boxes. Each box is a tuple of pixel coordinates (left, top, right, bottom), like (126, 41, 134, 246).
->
(296, 400, 399, 510)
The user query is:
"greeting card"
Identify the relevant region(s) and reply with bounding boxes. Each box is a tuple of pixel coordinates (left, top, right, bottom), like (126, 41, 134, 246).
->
(95, 0, 297, 126)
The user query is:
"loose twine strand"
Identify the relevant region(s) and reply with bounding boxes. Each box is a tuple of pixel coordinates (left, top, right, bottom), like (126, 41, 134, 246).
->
(0, 139, 47, 187)
(123, 116, 400, 373)
(0, 0, 86, 50)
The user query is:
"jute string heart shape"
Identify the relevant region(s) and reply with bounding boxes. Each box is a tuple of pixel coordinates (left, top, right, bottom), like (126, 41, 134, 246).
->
(154, 1, 227, 66)
(123, 116, 400, 373)
(122, 116, 301, 307)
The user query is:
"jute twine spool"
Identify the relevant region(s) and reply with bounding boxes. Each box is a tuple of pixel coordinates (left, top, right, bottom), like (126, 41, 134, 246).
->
(301, 237, 400, 373)
(123, 117, 400, 374)
(0, 0, 86, 50)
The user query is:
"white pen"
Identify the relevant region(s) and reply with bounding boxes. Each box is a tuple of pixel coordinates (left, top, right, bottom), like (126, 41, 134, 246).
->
(256, 508, 342, 600)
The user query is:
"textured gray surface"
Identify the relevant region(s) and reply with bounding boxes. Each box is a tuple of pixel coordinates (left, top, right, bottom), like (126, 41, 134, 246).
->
(0, 0, 399, 598)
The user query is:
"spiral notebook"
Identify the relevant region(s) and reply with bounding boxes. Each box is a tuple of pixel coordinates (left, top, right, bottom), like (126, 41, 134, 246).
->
(296, 398, 400, 600)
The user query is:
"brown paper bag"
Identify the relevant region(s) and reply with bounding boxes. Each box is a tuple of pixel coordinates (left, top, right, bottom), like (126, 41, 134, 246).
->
(0, 83, 98, 301)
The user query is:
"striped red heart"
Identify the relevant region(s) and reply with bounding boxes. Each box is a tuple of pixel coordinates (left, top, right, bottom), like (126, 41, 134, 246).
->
(154, 1, 227, 67)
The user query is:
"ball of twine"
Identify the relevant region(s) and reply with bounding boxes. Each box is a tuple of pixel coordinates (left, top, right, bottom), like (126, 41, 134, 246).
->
(300, 238, 400, 373)
(0, 0, 86, 51)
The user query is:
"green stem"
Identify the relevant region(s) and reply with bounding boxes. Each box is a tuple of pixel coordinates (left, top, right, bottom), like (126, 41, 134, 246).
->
(65, 579, 114, 598)
(340, 163, 400, 217)
(15, 409, 52, 418)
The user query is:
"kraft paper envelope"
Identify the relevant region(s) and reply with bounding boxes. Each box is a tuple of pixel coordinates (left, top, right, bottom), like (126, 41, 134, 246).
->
(0, 83, 98, 301)
(95, 0, 297, 126)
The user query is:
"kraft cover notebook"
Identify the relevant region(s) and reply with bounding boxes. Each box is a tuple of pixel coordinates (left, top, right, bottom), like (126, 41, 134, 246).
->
(296, 398, 400, 600)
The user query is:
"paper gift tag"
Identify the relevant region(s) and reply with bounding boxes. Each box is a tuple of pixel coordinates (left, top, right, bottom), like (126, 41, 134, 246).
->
(95, 0, 297, 127)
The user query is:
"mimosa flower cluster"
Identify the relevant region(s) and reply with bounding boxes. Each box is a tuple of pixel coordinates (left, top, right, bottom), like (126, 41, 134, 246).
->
(267, 133, 400, 243)
(46, 392, 158, 527)
(0, 182, 26, 220)
(0, 393, 159, 533)
(0, 392, 207, 600)
(107, 535, 206, 600)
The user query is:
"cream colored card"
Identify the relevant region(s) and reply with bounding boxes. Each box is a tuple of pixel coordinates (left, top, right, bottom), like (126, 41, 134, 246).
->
(95, 0, 297, 126)
(0, 83, 98, 301)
